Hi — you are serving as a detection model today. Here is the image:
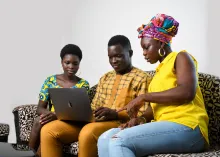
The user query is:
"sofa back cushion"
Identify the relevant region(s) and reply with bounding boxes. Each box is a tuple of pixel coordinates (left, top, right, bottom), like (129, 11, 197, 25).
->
(198, 72, 220, 146)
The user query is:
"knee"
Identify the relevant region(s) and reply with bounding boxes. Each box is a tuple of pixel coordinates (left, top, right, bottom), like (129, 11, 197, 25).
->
(79, 124, 94, 139)
(98, 129, 116, 146)
(78, 123, 96, 142)
(97, 132, 107, 147)
(40, 120, 58, 140)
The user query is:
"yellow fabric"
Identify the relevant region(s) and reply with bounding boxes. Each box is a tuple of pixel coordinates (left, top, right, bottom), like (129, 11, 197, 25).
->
(41, 120, 83, 157)
(91, 67, 150, 120)
(40, 120, 119, 157)
(78, 121, 120, 157)
(149, 51, 209, 144)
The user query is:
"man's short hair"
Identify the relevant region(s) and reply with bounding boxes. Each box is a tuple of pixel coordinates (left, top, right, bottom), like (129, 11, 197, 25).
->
(108, 35, 132, 51)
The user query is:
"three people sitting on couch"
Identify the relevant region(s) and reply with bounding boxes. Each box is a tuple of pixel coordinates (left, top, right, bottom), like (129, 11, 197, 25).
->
(30, 13, 209, 157)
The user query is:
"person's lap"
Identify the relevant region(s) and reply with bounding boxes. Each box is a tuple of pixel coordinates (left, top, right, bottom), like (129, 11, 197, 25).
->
(98, 121, 205, 157)
(40, 120, 85, 157)
(40, 120, 120, 157)
(41, 120, 85, 143)
(78, 121, 120, 157)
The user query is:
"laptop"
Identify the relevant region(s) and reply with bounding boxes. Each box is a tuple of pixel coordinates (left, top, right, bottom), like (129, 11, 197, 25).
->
(48, 88, 93, 122)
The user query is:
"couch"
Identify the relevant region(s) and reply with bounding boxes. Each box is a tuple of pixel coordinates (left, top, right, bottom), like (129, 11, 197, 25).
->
(0, 123, 9, 142)
(12, 71, 220, 156)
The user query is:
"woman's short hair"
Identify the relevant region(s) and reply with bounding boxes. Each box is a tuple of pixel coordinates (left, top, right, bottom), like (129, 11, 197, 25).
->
(60, 44, 82, 61)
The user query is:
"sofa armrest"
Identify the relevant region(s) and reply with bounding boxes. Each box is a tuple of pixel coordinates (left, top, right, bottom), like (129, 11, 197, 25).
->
(12, 104, 38, 144)
(0, 123, 9, 142)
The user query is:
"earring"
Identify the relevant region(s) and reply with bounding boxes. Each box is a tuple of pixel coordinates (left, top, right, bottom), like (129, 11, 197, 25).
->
(158, 48, 166, 57)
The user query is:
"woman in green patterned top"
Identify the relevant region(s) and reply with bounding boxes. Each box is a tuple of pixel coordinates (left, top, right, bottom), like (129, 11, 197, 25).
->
(29, 44, 89, 156)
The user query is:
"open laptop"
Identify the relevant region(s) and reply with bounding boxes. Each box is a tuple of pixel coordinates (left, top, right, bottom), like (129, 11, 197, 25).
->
(48, 88, 93, 122)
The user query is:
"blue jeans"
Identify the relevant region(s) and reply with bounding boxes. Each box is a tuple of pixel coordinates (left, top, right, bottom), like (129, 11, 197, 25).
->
(98, 121, 205, 157)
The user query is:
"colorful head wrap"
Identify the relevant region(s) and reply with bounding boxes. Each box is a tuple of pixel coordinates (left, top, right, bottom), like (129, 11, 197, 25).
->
(137, 14, 179, 46)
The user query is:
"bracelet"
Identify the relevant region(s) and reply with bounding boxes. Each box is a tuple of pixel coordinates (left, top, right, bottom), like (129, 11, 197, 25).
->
(139, 116, 147, 123)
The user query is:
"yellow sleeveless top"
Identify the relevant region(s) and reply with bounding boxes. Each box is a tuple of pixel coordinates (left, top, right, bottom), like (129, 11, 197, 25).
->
(149, 51, 209, 144)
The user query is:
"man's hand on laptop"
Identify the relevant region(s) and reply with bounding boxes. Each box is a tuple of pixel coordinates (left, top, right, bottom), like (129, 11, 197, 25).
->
(94, 107, 118, 121)
(39, 112, 57, 125)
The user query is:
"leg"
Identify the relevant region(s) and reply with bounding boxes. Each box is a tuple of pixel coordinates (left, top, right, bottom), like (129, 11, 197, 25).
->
(99, 121, 206, 157)
(40, 120, 84, 157)
(36, 145, 41, 157)
(98, 128, 121, 157)
(29, 116, 42, 154)
(78, 121, 119, 157)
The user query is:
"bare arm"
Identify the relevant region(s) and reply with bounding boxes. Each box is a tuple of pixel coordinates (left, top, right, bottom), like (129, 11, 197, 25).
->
(118, 52, 198, 117)
(37, 100, 50, 116)
(139, 105, 154, 122)
(143, 52, 197, 104)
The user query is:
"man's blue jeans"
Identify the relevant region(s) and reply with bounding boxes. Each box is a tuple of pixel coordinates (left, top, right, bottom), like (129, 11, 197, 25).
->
(98, 121, 206, 157)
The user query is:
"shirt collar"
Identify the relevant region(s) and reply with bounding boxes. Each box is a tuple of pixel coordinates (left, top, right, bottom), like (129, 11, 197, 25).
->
(156, 52, 176, 72)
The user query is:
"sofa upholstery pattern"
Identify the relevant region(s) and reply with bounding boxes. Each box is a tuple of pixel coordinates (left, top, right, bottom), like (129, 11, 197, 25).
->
(12, 71, 220, 156)
(0, 123, 9, 142)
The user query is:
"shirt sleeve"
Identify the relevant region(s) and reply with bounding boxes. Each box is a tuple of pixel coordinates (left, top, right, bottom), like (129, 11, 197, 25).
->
(136, 74, 151, 116)
(81, 80, 90, 92)
(117, 74, 150, 121)
(39, 76, 51, 102)
(91, 76, 105, 111)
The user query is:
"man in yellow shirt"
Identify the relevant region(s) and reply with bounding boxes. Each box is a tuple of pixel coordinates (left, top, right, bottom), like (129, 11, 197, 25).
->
(77, 35, 149, 157)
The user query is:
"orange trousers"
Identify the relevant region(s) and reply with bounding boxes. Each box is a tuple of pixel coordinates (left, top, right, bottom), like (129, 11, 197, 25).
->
(40, 120, 120, 157)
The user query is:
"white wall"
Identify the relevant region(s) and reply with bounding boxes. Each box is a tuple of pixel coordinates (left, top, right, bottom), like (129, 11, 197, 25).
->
(0, 0, 213, 143)
(72, 0, 209, 86)
(0, 0, 74, 143)
(207, 0, 220, 77)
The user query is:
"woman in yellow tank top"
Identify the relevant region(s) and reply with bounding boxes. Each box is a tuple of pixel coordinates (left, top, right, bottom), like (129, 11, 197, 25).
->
(98, 14, 209, 157)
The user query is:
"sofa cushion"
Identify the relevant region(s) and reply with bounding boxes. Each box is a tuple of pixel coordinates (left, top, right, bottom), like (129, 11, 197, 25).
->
(148, 149, 220, 157)
(63, 142, 79, 155)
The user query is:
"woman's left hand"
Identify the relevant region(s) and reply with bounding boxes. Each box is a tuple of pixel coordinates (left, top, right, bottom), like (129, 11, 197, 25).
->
(117, 94, 146, 118)
(119, 117, 145, 129)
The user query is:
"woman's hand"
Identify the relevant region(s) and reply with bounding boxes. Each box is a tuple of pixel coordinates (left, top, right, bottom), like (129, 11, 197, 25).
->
(119, 117, 145, 129)
(39, 112, 57, 125)
(117, 94, 146, 118)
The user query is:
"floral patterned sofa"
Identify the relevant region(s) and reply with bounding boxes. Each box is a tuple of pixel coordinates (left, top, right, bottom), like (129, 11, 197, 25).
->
(0, 123, 9, 142)
(12, 71, 220, 156)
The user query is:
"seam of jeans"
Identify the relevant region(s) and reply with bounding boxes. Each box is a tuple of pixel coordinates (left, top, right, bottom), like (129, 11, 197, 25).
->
(190, 134, 204, 149)
(124, 126, 193, 140)
(117, 137, 136, 157)
(118, 137, 125, 157)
